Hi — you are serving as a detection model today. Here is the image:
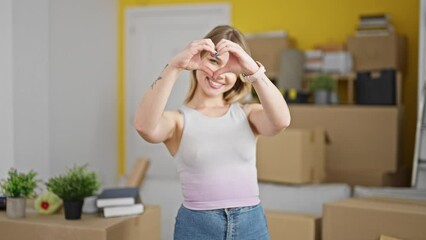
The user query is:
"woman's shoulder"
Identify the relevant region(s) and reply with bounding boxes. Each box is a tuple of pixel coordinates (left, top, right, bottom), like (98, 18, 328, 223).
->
(241, 102, 262, 115)
(163, 110, 184, 132)
(164, 109, 183, 120)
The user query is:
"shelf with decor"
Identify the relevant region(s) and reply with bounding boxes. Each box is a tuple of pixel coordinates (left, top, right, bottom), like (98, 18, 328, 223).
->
(303, 72, 356, 105)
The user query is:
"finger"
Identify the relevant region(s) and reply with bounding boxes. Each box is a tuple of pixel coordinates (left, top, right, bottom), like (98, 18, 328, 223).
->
(199, 66, 214, 77)
(215, 39, 229, 48)
(188, 39, 215, 56)
(212, 66, 232, 79)
(215, 41, 230, 54)
(198, 39, 216, 55)
(204, 38, 216, 48)
(215, 39, 235, 52)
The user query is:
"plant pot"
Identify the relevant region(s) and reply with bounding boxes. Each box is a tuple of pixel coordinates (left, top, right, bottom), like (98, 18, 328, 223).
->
(63, 200, 84, 220)
(314, 89, 330, 105)
(6, 197, 26, 218)
(330, 91, 339, 104)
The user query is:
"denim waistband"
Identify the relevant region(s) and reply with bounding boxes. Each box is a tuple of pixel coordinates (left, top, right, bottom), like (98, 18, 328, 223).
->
(181, 203, 261, 215)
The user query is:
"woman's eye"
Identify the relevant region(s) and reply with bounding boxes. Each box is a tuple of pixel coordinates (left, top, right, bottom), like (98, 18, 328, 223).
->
(209, 58, 218, 64)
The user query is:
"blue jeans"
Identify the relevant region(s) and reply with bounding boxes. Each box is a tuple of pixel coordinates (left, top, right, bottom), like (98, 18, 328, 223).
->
(174, 204, 270, 240)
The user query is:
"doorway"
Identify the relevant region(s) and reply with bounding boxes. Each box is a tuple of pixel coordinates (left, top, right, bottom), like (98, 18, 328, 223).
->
(125, 3, 231, 178)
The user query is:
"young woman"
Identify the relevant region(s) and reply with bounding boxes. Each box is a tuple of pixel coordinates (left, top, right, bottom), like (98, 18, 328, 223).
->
(134, 25, 290, 240)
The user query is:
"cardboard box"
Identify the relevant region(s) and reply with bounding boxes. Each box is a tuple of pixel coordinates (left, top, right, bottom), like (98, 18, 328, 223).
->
(246, 31, 290, 79)
(347, 34, 406, 72)
(266, 210, 321, 240)
(326, 167, 410, 187)
(0, 205, 161, 240)
(323, 197, 426, 240)
(257, 128, 326, 184)
(288, 105, 402, 174)
(380, 235, 405, 240)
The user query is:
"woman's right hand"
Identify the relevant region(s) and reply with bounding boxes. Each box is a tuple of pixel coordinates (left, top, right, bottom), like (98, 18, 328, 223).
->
(169, 39, 216, 76)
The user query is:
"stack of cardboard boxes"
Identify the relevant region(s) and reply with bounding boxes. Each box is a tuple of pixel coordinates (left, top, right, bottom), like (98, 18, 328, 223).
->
(250, 31, 408, 188)
(257, 127, 327, 240)
(289, 105, 406, 187)
(319, 32, 424, 240)
(249, 30, 420, 240)
(348, 33, 406, 106)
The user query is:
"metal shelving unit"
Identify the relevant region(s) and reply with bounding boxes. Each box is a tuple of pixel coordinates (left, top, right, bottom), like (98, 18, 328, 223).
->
(412, 92, 426, 189)
(412, 0, 426, 189)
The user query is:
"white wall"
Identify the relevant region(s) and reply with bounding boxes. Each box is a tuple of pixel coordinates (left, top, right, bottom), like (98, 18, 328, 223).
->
(0, 0, 117, 188)
(49, 0, 117, 187)
(13, 0, 50, 180)
(0, 0, 15, 178)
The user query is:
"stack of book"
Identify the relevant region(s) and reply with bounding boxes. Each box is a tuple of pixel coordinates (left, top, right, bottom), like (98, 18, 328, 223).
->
(304, 50, 323, 73)
(304, 44, 352, 75)
(96, 187, 144, 218)
(356, 13, 394, 37)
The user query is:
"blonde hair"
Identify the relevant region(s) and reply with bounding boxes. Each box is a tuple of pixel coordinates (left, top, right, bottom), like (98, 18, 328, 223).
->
(184, 25, 252, 104)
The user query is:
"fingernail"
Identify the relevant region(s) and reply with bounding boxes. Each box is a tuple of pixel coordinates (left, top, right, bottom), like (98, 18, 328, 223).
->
(213, 51, 219, 57)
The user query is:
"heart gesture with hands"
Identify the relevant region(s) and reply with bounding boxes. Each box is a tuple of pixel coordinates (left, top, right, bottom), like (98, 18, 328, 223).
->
(212, 39, 259, 80)
(169, 39, 216, 77)
(169, 38, 259, 80)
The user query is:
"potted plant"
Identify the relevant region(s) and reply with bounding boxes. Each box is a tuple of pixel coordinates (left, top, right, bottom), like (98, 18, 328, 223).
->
(309, 74, 337, 104)
(46, 164, 100, 220)
(0, 168, 40, 218)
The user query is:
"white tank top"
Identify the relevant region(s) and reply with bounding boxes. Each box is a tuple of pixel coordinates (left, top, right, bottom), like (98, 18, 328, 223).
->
(174, 103, 260, 210)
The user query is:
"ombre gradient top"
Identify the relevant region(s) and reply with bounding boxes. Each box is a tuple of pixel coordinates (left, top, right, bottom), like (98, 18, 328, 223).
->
(174, 103, 260, 210)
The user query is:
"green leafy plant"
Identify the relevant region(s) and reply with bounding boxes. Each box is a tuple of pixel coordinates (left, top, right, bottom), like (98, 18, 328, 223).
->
(46, 164, 100, 201)
(0, 168, 40, 198)
(309, 74, 337, 92)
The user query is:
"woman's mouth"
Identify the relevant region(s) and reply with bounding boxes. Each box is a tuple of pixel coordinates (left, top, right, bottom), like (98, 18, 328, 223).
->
(207, 78, 224, 89)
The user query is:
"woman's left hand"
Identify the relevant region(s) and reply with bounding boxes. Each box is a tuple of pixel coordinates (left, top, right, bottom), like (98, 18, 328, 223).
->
(212, 39, 259, 79)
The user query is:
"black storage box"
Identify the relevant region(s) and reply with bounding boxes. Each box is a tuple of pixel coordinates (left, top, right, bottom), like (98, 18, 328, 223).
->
(356, 69, 396, 105)
(0, 196, 6, 210)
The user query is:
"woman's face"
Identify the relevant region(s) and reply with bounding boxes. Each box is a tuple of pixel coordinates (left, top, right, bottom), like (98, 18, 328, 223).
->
(194, 51, 238, 98)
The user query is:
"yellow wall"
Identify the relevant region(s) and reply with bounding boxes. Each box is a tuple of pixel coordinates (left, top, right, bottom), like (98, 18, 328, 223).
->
(118, 0, 419, 175)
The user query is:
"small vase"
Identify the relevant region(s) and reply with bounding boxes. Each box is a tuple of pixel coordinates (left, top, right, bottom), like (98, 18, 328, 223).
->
(63, 200, 84, 220)
(6, 197, 26, 218)
(314, 89, 330, 105)
(330, 91, 339, 104)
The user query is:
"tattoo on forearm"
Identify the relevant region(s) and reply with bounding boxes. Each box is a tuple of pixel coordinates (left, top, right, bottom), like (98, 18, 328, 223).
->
(151, 64, 168, 89)
(151, 76, 162, 89)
